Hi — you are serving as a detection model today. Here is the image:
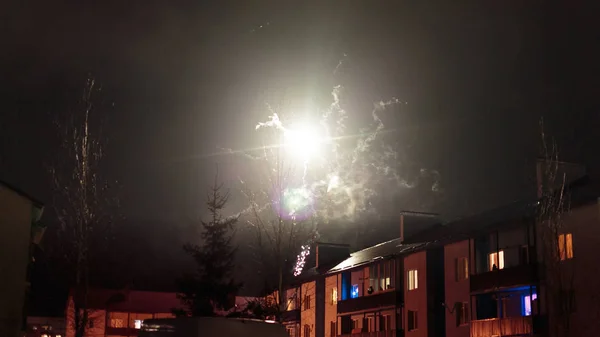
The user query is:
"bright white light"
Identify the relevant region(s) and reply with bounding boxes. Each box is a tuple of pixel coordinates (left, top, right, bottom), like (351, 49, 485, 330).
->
(283, 123, 324, 160)
(327, 175, 340, 192)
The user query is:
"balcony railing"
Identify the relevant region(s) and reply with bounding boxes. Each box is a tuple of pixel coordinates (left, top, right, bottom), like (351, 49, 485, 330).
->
(471, 316, 533, 337)
(337, 290, 399, 314)
(280, 309, 300, 323)
(470, 263, 538, 292)
(341, 330, 397, 337)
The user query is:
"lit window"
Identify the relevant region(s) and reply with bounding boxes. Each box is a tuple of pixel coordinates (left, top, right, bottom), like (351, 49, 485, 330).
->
(109, 318, 125, 328)
(558, 233, 574, 260)
(56, 335, 62, 337)
(455, 257, 469, 281)
(522, 293, 537, 316)
(41, 335, 49, 337)
(135, 320, 143, 329)
(332, 287, 338, 304)
(488, 251, 505, 271)
(351, 284, 359, 298)
(407, 269, 418, 290)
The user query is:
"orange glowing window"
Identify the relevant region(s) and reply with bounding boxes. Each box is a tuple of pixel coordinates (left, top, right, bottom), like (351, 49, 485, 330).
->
(558, 233, 574, 260)
(488, 251, 504, 271)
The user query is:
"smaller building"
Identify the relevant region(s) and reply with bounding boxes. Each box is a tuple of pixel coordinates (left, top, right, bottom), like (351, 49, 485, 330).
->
(25, 316, 65, 337)
(65, 289, 179, 337)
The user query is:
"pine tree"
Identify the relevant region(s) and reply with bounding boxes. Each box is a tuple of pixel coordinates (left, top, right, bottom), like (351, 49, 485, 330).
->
(177, 168, 241, 316)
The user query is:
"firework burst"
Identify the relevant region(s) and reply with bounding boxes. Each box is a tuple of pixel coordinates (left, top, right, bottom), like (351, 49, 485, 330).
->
(239, 83, 441, 277)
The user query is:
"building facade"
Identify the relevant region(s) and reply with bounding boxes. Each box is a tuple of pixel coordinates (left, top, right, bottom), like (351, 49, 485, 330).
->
(25, 316, 66, 337)
(0, 181, 44, 337)
(65, 289, 178, 337)
(282, 171, 600, 337)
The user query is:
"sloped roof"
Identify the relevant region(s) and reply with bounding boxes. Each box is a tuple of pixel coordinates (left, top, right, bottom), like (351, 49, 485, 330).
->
(72, 288, 181, 313)
(405, 199, 537, 244)
(327, 239, 426, 274)
(0, 179, 44, 209)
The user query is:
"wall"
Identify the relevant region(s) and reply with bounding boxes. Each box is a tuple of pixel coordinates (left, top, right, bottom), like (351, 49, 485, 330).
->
(444, 241, 470, 337)
(65, 297, 107, 337)
(26, 316, 66, 337)
(0, 186, 34, 337)
(404, 251, 427, 337)
(542, 201, 600, 337)
(324, 275, 338, 337)
(301, 281, 316, 337)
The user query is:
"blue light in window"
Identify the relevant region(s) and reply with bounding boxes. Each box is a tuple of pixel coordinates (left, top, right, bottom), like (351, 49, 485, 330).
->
(522, 293, 537, 316)
(351, 284, 359, 299)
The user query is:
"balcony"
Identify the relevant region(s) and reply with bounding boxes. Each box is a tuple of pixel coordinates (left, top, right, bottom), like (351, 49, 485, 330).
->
(341, 330, 398, 337)
(337, 291, 399, 314)
(280, 309, 300, 323)
(470, 316, 532, 337)
(471, 263, 538, 293)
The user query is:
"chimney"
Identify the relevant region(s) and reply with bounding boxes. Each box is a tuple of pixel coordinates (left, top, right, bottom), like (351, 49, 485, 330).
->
(398, 211, 440, 243)
(400, 214, 405, 243)
(316, 242, 350, 269)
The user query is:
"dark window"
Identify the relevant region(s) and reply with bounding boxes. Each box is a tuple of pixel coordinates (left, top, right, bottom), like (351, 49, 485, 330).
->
(519, 246, 529, 264)
(330, 321, 336, 336)
(379, 315, 391, 331)
(407, 310, 417, 331)
(456, 302, 469, 326)
(304, 324, 310, 337)
(303, 295, 311, 310)
(560, 290, 577, 313)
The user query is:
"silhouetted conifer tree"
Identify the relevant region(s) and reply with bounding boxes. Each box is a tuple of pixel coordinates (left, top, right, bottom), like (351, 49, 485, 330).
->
(177, 167, 241, 316)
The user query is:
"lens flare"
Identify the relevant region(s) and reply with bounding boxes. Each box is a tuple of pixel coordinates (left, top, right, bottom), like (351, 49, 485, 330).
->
(278, 187, 314, 221)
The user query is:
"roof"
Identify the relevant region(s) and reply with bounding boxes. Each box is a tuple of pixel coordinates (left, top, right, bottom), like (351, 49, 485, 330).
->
(327, 239, 426, 274)
(407, 174, 598, 245)
(71, 288, 181, 313)
(0, 179, 44, 209)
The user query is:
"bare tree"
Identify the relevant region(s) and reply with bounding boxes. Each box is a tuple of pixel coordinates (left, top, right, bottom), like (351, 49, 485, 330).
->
(51, 77, 117, 337)
(536, 118, 576, 337)
(240, 116, 316, 317)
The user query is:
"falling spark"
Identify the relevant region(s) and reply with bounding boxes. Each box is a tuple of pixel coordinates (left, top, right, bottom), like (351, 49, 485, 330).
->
(293, 245, 311, 276)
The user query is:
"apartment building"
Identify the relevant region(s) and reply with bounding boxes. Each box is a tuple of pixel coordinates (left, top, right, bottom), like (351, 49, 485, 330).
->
(319, 239, 444, 337)
(284, 169, 600, 337)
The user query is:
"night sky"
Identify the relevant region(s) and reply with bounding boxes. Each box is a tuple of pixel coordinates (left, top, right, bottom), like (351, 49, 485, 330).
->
(1, 1, 599, 306)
